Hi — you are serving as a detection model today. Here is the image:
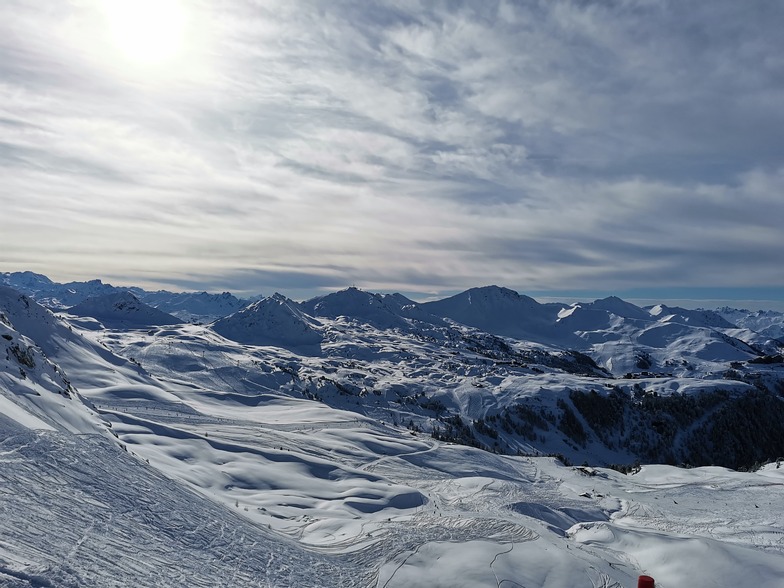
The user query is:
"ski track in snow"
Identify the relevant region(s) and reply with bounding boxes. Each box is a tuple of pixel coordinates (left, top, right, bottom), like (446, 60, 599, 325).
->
(0, 432, 368, 588)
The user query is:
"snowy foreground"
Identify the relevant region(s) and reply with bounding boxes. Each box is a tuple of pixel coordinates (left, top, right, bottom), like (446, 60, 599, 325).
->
(1, 285, 784, 586)
(3, 405, 784, 587)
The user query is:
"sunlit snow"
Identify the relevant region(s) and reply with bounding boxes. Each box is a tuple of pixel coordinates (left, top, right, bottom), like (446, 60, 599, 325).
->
(1, 279, 783, 587)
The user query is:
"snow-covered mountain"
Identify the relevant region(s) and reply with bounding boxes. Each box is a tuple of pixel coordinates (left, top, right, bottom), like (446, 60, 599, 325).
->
(68, 291, 182, 327)
(556, 300, 643, 335)
(138, 289, 246, 322)
(648, 303, 736, 329)
(1, 273, 136, 308)
(301, 286, 417, 330)
(6, 272, 781, 353)
(583, 295, 654, 321)
(0, 286, 157, 390)
(0, 270, 54, 293)
(212, 293, 323, 350)
(0, 304, 102, 434)
(421, 285, 569, 343)
(1, 272, 248, 322)
(718, 306, 784, 341)
(0, 285, 158, 440)
(59, 283, 777, 470)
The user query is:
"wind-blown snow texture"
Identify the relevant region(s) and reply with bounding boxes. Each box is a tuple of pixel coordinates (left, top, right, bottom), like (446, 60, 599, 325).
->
(1, 277, 784, 587)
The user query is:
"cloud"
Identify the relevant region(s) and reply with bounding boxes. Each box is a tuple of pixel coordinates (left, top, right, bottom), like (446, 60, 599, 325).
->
(0, 0, 782, 301)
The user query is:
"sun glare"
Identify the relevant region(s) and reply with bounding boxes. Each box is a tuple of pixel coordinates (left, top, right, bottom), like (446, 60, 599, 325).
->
(102, 0, 187, 67)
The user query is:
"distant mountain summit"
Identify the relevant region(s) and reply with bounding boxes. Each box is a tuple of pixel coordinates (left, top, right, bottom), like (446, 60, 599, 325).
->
(554, 297, 651, 334)
(421, 285, 567, 342)
(718, 307, 784, 341)
(212, 293, 323, 350)
(68, 292, 181, 327)
(300, 287, 412, 330)
(649, 304, 736, 329)
(141, 290, 246, 322)
(0, 271, 53, 292)
(584, 296, 652, 321)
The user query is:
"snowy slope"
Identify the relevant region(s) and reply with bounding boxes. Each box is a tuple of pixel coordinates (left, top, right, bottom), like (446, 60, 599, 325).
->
(7, 374, 783, 588)
(0, 286, 158, 393)
(0, 430, 369, 588)
(0, 309, 104, 435)
(588, 318, 760, 376)
(648, 304, 736, 329)
(68, 291, 182, 327)
(5, 421, 783, 587)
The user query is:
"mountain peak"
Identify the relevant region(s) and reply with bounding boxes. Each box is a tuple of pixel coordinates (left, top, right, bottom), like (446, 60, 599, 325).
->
(421, 285, 566, 341)
(587, 296, 650, 320)
(68, 292, 181, 326)
(465, 285, 532, 302)
(650, 304, 736, 329)
(3, 270, 54, 284)
(213, 294, 322, 350)
(300, 288, 409, 329)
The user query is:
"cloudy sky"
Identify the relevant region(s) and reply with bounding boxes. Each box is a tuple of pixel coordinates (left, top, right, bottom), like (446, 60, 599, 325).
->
(1, 0, 783, 306)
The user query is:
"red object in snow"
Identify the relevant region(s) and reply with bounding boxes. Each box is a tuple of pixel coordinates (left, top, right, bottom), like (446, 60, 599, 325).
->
(638, 576, 655, 588)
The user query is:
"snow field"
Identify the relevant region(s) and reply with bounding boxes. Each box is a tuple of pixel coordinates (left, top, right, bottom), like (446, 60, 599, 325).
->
(2, 285, 784, 586)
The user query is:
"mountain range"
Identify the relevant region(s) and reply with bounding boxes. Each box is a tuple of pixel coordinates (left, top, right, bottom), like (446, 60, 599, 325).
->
(0, 271, 247, 322)
(2, 273, 784, 587)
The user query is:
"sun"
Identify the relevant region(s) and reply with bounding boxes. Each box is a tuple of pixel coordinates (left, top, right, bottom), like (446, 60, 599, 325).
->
(102, 0, 187, 67)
